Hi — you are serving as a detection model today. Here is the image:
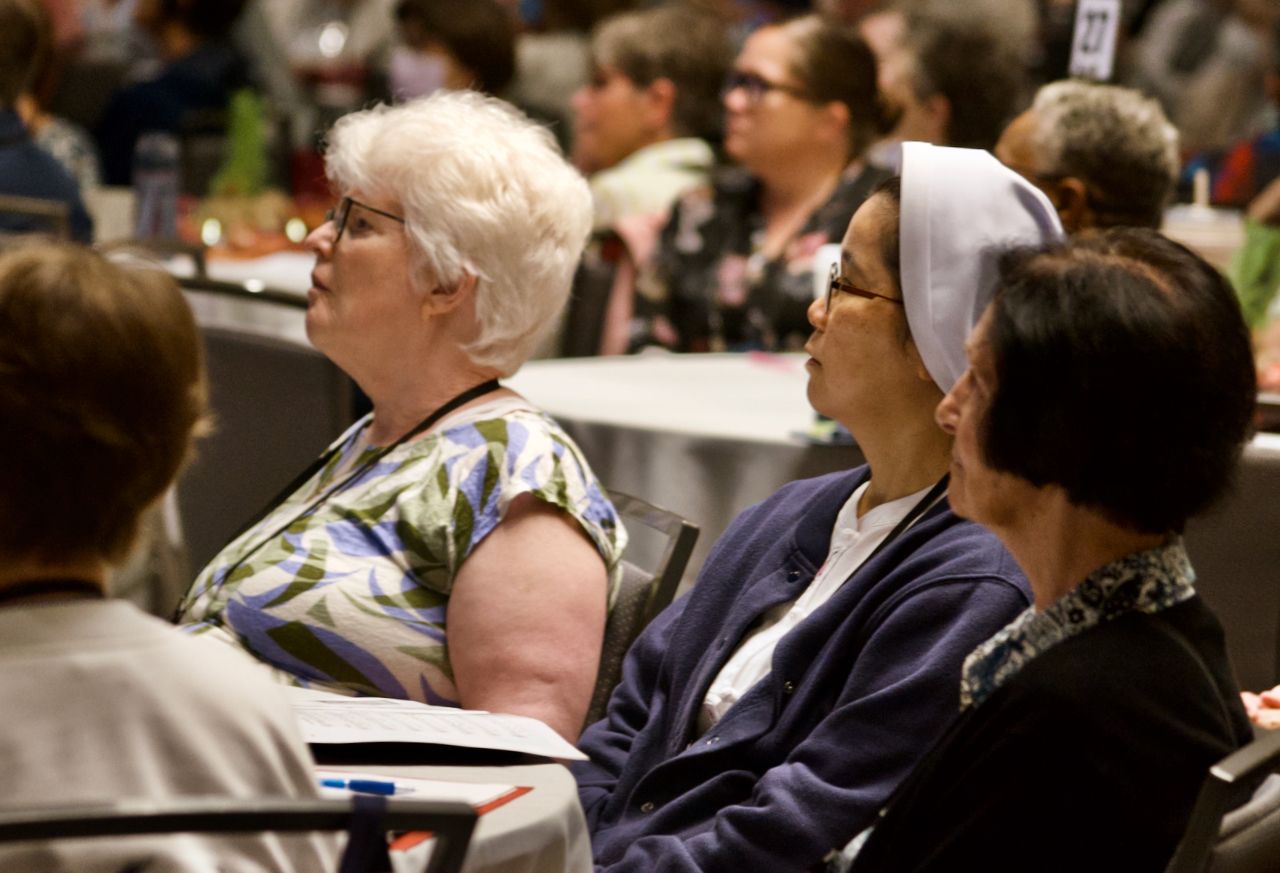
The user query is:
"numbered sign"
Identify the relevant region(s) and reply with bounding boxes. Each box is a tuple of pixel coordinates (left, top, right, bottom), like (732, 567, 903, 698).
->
(1069, 0, 1121, 81)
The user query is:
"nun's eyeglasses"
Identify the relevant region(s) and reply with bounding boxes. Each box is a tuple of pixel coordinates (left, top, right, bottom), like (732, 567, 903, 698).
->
(324, 196, 406, 243)
(825, 263, 904, 310)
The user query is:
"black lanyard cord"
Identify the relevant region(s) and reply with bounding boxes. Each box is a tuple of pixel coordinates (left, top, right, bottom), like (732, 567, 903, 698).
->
(175, 378, 503, 621)
(860, 473, 951, 568)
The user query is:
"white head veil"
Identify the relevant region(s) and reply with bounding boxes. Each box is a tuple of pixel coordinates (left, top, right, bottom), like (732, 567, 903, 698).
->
(899, 141, 1064, 393)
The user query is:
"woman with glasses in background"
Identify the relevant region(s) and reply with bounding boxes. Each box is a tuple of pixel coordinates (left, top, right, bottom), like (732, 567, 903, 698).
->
(628, 14, 894, 353)
(176, 90, 626, 743)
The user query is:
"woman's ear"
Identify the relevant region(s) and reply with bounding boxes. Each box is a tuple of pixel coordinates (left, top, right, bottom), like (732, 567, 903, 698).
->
(904, 334, 934, 384)
(421, 273, 477, 318)
(642, 77, 678, 136)
(820, 99, 852, 147)
(1048, 177, 1092, 234)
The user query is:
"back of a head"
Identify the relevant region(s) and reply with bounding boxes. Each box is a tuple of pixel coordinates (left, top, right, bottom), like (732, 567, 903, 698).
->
(0, 243, 209, 566)
(0, 0, 45, 107)
(591, 3, 732, 143)
(1031, 79, 1180, 230)
(782, 14, 896, 161)
(983, 228, 1257, 534)
(900, 0, 1035, 149)
(395, 0, 517, 95)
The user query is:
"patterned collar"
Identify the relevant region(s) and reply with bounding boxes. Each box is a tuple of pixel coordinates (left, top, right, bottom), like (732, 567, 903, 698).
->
(959, 538, 1196, 710)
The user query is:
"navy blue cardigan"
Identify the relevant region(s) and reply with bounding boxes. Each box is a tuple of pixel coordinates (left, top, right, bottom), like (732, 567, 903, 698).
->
(572, 467, 1033, 872)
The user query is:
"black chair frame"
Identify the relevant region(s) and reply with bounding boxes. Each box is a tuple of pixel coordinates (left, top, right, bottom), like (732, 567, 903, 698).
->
(1167, 728, 1280, 873)
(0, 796, 477, 873)
(609, 490, 700, 630)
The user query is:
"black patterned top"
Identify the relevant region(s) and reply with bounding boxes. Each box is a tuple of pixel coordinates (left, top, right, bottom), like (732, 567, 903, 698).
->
(631, 162, 889, 353)
(960, 538, 1197, 711)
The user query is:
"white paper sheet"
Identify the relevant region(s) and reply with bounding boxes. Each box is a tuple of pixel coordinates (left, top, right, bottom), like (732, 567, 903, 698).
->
(287, 688, 587, 761)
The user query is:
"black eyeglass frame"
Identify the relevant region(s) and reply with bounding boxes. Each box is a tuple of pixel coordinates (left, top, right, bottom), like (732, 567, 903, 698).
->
(722, 70, 811, 105)
(324, 196, 406, 243)
(824, 262, 904, 311)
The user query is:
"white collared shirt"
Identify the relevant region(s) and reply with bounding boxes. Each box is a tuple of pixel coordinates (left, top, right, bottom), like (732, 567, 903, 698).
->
(698, 480, 938, 732)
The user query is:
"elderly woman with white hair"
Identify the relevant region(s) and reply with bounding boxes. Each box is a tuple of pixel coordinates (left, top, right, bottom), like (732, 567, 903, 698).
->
(572, 143, 1061, 872)
(177, 91, 626, 741)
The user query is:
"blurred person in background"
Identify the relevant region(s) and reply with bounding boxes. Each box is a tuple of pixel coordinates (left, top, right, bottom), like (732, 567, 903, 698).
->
(391, 0, 516, 100)
(20, 0, 101, 192)
(562, 2, 731, 355)
(1128, 0, 1280, 155)
(846, 229, 1256, 872)
(863, 0, 1035, 153)
(995, 79, 1180, 233)
(630, 14, 894, 353)
(0, 0, 91, 241)
(94, 0, 250, 186)
(177, 91, 625, 743)
(260, 0, 397, 93)
(507, 0, 639, 150)
(0, 242, 333, 870)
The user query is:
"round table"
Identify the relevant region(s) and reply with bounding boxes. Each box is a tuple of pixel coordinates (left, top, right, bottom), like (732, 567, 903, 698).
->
(324, 762, 590, 873)
(507, 353, 862, 591)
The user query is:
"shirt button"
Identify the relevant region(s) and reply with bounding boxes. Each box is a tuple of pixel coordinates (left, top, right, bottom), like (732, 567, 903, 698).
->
(782, 680, 796, 694)
(706, 735, 720, 745)
(787, 569, 801, 582)
(640, 801, 655, 813)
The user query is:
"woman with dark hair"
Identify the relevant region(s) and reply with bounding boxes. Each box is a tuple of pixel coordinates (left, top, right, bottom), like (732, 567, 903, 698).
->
(391, 0, 516, 99)
(629, 14, 895, 352)
(574, 143, 1061, 872)
(845, 228, 1257, 872)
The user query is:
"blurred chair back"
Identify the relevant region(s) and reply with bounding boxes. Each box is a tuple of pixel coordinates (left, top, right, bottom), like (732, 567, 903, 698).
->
(1166, 728, 1280, 873)
(178, 107, 229, 197)
(1184, 437, 1280, 693)
(0, 795, 476, 873)
(0, 193, 70, 243)
(586, 491, 698, 726)
(175, 275, 355, 578)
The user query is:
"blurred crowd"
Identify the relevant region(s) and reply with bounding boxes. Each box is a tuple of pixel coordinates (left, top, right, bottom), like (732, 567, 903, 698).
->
(5, 3, 1280, 869)
(10, 0, 1280, 366)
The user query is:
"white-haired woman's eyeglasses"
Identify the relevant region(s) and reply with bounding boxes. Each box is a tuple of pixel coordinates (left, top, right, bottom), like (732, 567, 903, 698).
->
(324, 196, 406, 243)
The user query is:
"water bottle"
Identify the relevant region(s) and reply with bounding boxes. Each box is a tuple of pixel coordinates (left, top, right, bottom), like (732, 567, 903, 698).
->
(133, 131, 181, 239)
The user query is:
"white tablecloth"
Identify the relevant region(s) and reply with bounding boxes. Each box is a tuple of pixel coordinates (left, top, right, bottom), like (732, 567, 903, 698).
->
(507, 353, 861, 591)
(509, 354, 1280, 689)
(204, 251, 314, 297)
(324, 762, 590, 873)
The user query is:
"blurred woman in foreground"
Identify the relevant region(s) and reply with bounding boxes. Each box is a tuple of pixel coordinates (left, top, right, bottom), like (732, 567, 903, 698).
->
(178, 91, 625, 741)
(0, 243, 330, 869)
(846, 229, 1256, 872)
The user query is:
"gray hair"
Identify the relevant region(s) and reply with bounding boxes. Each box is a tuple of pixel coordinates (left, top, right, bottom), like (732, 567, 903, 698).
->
(323, 90, 593, 375)
(1030, 80, 1180, 229)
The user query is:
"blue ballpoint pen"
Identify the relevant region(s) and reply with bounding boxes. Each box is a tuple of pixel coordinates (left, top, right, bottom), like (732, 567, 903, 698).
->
(319, 777, 412, 796)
